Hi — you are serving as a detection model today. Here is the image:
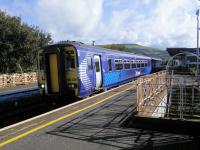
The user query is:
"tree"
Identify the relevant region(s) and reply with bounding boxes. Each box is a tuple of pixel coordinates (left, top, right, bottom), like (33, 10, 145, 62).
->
(0, 10, 52, 73)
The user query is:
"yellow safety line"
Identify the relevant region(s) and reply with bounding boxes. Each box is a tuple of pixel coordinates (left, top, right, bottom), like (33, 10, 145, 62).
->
(0, 85, 135, 148)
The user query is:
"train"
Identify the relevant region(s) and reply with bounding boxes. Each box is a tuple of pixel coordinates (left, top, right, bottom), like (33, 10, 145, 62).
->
(37, 41, 162, 98)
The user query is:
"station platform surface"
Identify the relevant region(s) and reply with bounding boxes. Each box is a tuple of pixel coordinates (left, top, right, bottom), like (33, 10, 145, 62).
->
(0, 83, 37, 94)
(0, 82, 195, 150)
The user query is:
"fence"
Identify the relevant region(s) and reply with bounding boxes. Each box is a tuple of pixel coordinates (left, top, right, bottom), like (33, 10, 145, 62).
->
(136, 70, 200, 120)
(0, 72, 37, 89)
(166, 72, 200, 119)
(136, 71, 168, 117)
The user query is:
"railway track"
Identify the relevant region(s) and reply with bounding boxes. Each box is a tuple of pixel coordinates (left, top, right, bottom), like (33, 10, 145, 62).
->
(0, 87, 48, 128)
(0, 87, 40, 116)
(1, 100, 56, 128)
(0, 81, 134, 129)
(0, 94, 80, 128)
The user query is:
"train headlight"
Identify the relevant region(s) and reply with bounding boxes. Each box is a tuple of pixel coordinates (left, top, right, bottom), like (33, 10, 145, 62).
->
(41, 84, 45, 89)
(67, 84, 76, 89)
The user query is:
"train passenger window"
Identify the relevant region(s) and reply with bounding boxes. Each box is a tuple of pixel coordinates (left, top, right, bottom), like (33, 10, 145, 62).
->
(119, 64, 123, 70)
(141, 63, 144, 67)
(95, 60, 100, 72)
(115, 59, 123, 70)
(137, 63, 140, 68)
(66, 53, 75, 69)
(115, 60, 118, 70)
(119, 60, 123, 70)
(87, 57, 93, 70)
(124, 60, 130, 69)
(132, 63, 136, 68)
(108, 59, 112, 71)
(123, 60, 126, 69)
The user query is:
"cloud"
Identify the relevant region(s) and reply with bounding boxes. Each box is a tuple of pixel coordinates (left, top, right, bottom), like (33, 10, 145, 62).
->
(94, 0, 199, 49)
(1, 0, 200, 49)
(36, 0, 103, 41)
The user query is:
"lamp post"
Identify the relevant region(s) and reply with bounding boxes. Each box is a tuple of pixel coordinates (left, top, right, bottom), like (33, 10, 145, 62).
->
(196, 9, 199, 80)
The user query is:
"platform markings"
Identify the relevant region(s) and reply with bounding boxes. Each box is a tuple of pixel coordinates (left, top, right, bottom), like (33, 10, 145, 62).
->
(0, 82, 134, 133)
(0, 84, 135, 148)
(0, 122, 40, 140)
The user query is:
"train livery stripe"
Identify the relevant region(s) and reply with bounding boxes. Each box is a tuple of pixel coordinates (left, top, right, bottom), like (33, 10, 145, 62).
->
(78, 53, 92, 91)
(0, 84, 135, 148)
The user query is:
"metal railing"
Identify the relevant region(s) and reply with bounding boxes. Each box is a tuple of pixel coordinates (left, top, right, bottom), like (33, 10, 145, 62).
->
(136, 70, 200, 120)
(136, 71, 167, 117)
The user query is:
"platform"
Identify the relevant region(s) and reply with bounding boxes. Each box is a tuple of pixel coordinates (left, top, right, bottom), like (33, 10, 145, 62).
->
(0, 82, 198, 150)
(0, 83, 37, 94)
(0, 83, 39, 104)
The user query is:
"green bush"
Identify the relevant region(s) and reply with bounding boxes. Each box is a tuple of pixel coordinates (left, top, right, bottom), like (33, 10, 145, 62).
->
(0, 10, 52, 73)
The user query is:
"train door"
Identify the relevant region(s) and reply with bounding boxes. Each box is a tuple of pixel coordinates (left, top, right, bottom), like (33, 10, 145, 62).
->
(48, 53, 59, 93)
(65, 46, 78, 96)
(94, 55, 102, 89)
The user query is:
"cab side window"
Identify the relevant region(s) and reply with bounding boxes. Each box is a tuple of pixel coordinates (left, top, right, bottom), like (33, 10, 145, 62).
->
(65, 53, 75, 70)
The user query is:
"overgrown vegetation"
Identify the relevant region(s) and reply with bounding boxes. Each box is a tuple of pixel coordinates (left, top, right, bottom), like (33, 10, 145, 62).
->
(0, 10, 52, 73)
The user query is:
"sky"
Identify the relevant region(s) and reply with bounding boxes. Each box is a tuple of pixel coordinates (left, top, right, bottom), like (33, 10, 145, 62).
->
(0, 0, 200, 49)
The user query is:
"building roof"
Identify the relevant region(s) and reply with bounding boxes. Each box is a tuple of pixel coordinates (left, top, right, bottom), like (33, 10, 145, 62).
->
(167, 48, 198, 56)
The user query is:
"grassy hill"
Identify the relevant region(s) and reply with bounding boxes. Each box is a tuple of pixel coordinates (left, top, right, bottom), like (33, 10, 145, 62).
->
(100, 44, 169, 60)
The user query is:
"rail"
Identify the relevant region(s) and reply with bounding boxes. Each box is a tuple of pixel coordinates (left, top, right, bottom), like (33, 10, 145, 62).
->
(136, 71, 167, 116)
(136, 70, 200, 120)
(0, 72, 37, 89)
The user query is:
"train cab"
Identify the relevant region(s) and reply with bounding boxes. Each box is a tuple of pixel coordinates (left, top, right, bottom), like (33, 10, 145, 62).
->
(37, 45, 79, 97)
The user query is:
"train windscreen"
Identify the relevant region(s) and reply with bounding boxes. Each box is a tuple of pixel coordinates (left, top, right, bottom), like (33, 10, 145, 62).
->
(65, 53, 75, 70)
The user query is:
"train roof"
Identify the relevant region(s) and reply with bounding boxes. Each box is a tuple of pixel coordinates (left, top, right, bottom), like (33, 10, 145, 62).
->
(48, 41, 161, 60)
(150, 57, 162, 61)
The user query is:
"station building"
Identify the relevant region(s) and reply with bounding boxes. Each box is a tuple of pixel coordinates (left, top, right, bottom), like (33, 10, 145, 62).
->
(167, 48, 200, 69)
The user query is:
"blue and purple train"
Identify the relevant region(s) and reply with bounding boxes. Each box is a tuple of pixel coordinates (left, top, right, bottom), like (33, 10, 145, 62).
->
(37, 41, 161, 98)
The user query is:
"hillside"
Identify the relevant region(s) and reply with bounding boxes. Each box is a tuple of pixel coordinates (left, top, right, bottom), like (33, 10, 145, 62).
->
(100, 44, 169, 60)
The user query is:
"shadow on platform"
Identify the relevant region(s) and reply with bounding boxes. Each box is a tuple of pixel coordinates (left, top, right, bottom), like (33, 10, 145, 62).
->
(47, 89, 200, 150)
